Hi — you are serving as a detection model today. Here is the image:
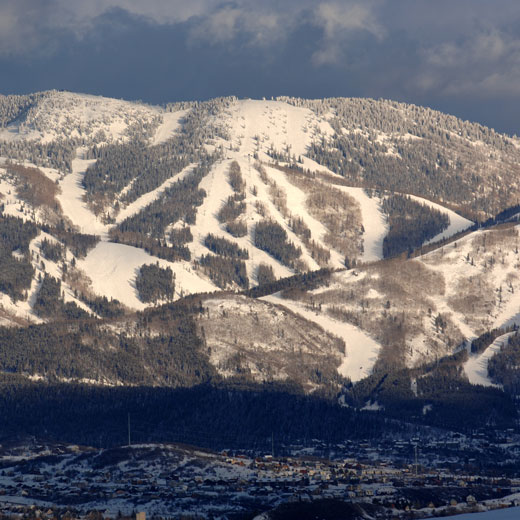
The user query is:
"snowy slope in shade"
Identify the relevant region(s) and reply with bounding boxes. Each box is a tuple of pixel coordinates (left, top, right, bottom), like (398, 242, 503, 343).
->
(439, 507, 520, 520)
(464, 332, 514, 387)
(79, 242, 217, 310)
(262, 293, 381, 382)
(56, 149, 109, 237)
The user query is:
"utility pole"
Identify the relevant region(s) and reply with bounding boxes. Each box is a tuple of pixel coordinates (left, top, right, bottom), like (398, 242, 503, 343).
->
(128, 412, 131, 447)
(414, 444, 418, 476)
(271, 432, 274, 458)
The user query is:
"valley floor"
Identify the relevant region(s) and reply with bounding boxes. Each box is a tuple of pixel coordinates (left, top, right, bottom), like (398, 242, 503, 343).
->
(0, 433, 520, 519)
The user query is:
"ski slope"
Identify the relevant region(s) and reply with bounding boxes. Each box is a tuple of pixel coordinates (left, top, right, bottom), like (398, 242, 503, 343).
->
(151, 109, 188, 145)
(338, 187, 388, 262)
(192, 159, 298, 281)
(464, 332, 513, 387)
(79, 242, 216, 310)
(262, 293, 381, 382)
(115, 163, 196, 224)
(225, 99, 334, 161)
(57, 149, 109, 238)
(410, 195, 474, 245)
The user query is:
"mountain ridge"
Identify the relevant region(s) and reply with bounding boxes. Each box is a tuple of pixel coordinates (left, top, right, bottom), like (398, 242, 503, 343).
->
(0, 90, 519, 414)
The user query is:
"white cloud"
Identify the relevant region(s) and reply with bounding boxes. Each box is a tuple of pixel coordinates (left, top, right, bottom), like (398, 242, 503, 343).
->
(187, 4, 286, 47)
(60, 0, 221, 25)
(0, 2, 47, 55)
(443, 71, 520, 98)
(316, 1, 384, 40)
(0, 0, 225, 55)
(311, 1, 384, 66)
(1, 0, 520, 107)
(190, 6, 242, 43)
(0, 0, 289, 54)
(419, 30, 520, 98)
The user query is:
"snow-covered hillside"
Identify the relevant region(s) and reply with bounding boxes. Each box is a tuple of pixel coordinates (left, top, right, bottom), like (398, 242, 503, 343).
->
(0, 91, 163, 145)
(278, 223, 520, 371)
(79, 241, 216, 311)
(1, 91, 518, 390)
(464, 332, 514, 387)
(196, 294, 346, 389)
(262, 293, 381, 383)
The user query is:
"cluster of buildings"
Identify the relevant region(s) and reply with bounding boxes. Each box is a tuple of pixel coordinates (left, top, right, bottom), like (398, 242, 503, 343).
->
(0, 435, 519, 519)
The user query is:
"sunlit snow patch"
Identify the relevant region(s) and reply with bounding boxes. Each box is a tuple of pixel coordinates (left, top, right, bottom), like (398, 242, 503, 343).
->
(262, 294, 381, 383)
(463, 332, 513, 387)
(57, 150, 109, 237)
(79, 242, 216, 310)
(408, 195, 473, 245)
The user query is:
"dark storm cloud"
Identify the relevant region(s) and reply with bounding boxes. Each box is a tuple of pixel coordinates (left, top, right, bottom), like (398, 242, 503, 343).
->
(0, 0, 519, 134)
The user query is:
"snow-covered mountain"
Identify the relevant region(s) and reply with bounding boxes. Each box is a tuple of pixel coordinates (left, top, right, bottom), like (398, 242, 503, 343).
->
(0, 90, 519, 397)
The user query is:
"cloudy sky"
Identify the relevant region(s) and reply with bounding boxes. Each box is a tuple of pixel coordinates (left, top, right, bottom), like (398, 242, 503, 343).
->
(1, 0, 519, 135)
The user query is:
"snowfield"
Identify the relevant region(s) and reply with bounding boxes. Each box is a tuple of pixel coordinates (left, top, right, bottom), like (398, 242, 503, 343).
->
(56, 149, 109, 237)
(464, 332, 514, 387)
(337, 186, 388, 262)
(263, 293, 381, 382)
(151, 109, 187, 145)
(79, 242, 216, 310)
